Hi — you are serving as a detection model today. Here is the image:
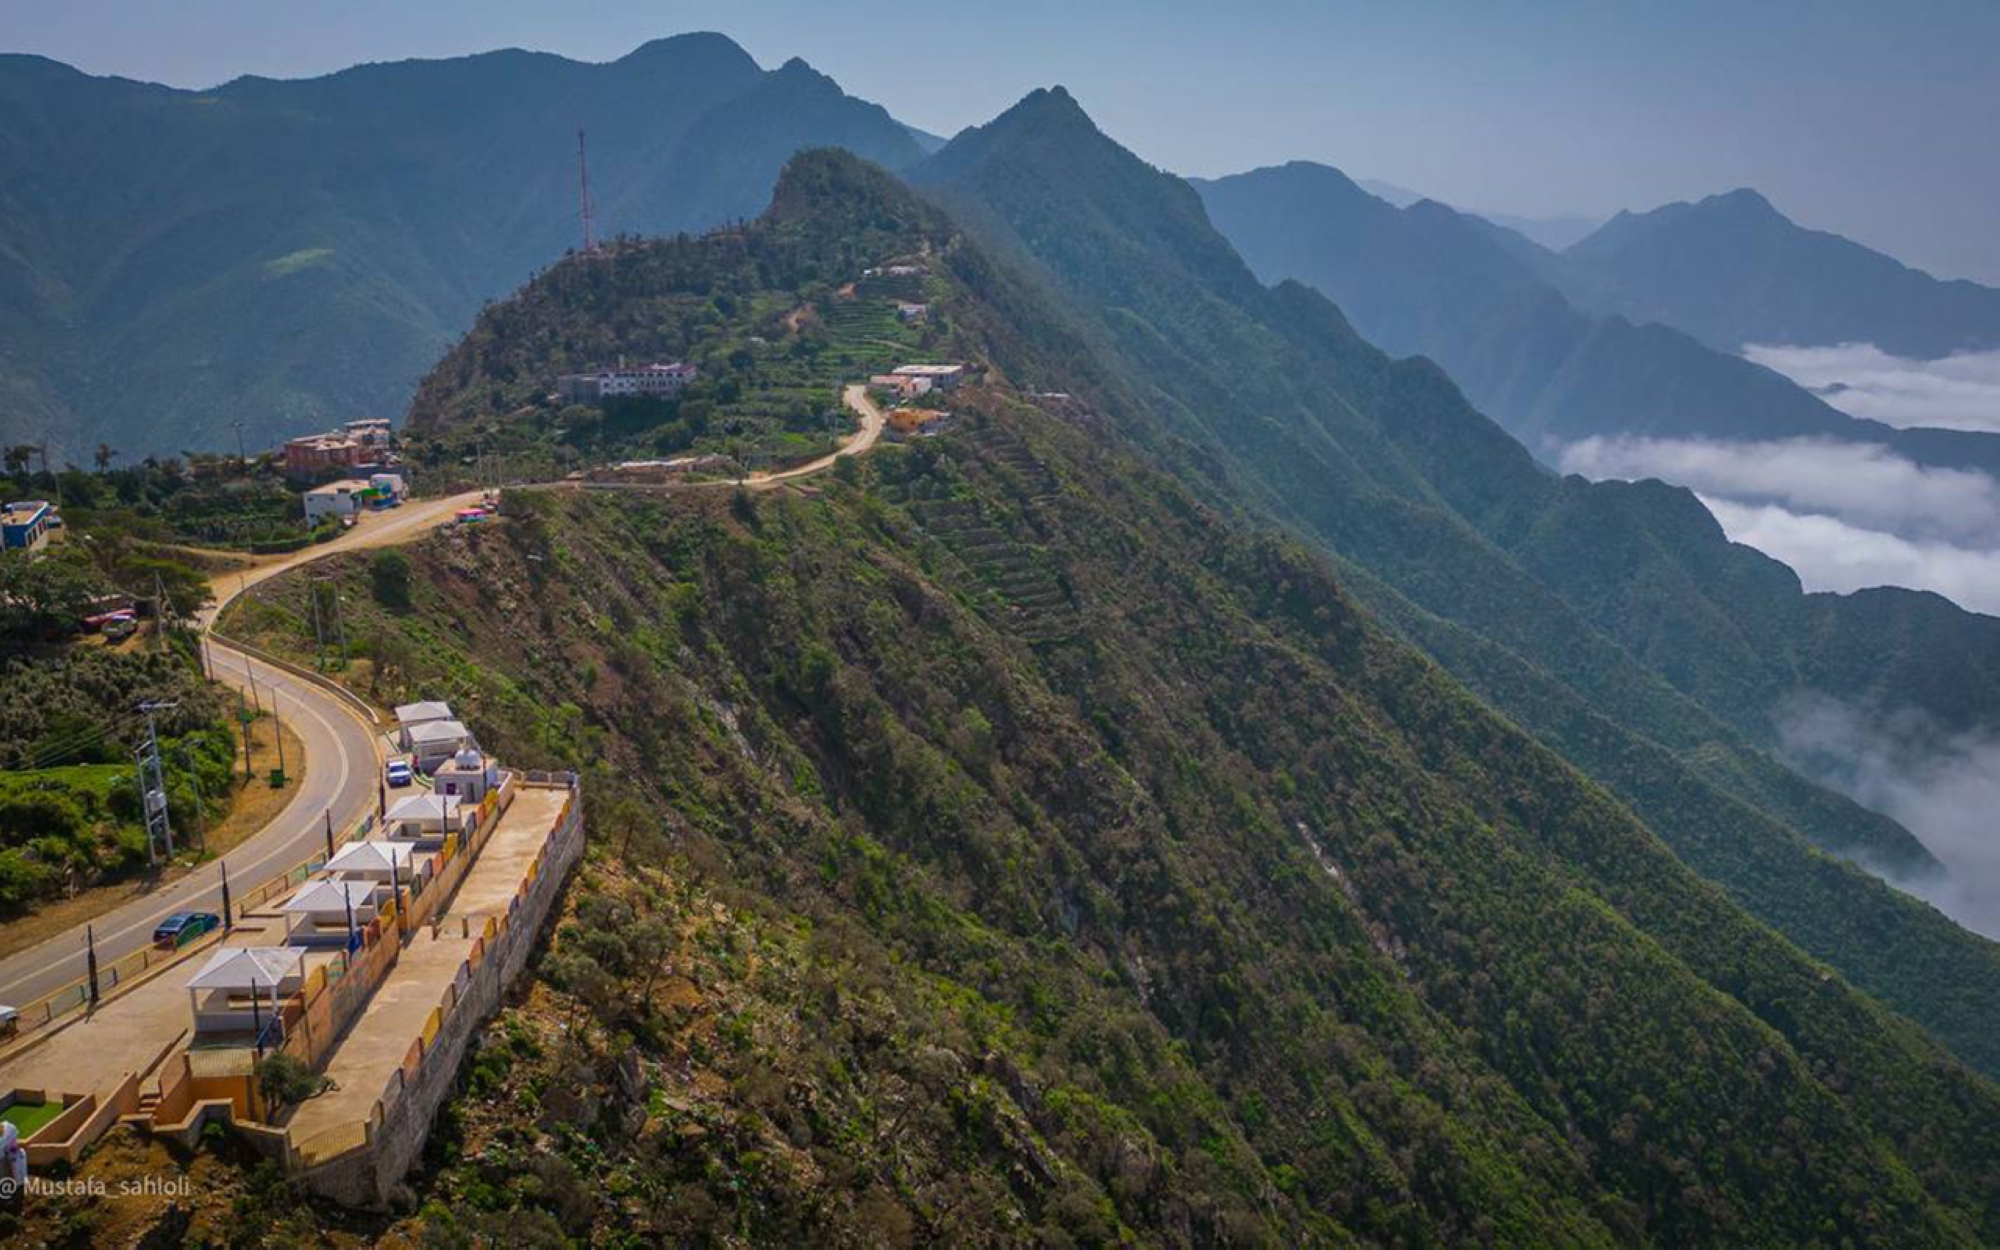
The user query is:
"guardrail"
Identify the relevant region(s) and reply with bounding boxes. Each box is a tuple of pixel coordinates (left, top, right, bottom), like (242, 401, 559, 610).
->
(206, 629, 385, 729)
(0, 810, 378, 1056)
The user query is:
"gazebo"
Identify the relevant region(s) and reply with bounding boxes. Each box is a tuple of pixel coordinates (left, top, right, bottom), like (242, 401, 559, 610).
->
(405, 719, 473, 770)
(383, 792, 465, 845)
(280, 879, 382, 945)
(185, 946, 304, 1036)
(323, 838, 416, 883)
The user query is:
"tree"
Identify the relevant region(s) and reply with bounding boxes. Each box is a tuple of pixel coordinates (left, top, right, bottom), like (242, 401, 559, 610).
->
(0, 547, 111, 640)
(371, 549, 414, 611)
(3, 445, 33, 479)
(255, 1051, 326, 1115)
(94, 443, 118, 474)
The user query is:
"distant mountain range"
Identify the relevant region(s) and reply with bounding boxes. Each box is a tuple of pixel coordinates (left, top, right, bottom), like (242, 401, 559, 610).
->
(0, 33, 922, 459)
(1558, 188, 2000, 358)
(1355, 178, 1601, 251)
(1194, 162, 2000, 482)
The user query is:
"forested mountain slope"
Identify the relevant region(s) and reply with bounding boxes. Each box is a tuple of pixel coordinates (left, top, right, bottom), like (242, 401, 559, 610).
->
(904, 90, 2000, 1075)
(0, 33, 920, 457)
(216, 152, 2000, 1244)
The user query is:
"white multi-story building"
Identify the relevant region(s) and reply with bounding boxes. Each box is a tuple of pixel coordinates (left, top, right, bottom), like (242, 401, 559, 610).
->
(557, 362, 698, 404)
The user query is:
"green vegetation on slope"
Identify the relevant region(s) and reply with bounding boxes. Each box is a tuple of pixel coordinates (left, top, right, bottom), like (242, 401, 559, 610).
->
(908, 89, 2000, 1077)
(206, 154, 2000, 1243)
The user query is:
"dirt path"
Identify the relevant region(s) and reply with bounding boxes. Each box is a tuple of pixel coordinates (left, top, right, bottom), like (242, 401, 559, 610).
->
(740, 383, 887, 489)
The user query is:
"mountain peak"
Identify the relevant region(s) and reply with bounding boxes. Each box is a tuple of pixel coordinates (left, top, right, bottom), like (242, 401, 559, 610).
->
(993, 84, 1098, 134)
(614, 31, 760, 75)
(1703, 187, 1782, 219)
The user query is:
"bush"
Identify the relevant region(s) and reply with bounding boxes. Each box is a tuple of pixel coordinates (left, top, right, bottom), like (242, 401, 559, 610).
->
(256, 1052, 326, 1113)
(372, 550, 414, 611)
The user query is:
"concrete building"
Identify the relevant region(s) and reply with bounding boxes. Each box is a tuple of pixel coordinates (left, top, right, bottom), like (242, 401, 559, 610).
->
(394, 701, 454, 740)
(303, 479, 376, 525)
(1, 500, 56, 552)
(870, 373, 934, 403)
(556, 362, 697, 405)
(432, 749, 501, 803)
(892, 364, 966, 390)
(368, 473, 407, 505)
(405, 719, 474, 771)
(284, 435, 371, 476)
(383, 792, 469, 846)
(344, 418, 394, 449)
(895, 302, 930, 322)
(885, 408, 952, 442)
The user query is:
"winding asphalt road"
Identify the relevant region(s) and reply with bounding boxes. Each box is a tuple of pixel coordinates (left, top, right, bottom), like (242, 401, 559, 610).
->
(0, 383, 885, 1016)
(0, 492, 479, 1013)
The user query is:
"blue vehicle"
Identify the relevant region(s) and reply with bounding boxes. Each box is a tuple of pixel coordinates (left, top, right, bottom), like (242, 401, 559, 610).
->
(152, 910, 221, 949)
(385, 759, 415, 788)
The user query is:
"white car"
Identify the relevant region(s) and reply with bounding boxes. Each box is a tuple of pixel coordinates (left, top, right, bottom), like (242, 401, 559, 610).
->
(385, 760, 414, 788)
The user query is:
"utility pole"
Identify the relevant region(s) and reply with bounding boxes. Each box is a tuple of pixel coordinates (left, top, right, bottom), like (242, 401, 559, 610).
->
(310, 580, 326, 670)
(577, 128, 595, 253)
(332, 584, 348, 659)
(137, 700, 178, 864)
(240, 690, 255, 783)
(176, 740, 207, 853)
(154, 569, 170, 653)
(272, 690, 287, 779)
(220, 860, 234, 933)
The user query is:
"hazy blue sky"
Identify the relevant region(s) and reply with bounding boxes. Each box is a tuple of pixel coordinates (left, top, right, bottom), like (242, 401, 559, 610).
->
(6, 0, 1996, 282)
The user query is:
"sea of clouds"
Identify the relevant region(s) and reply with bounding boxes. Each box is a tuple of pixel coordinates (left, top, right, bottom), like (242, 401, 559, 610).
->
(1557, 434, 2000, 616)
(1776, 694, 2000, 940)
(1744, 342, 2000, 433)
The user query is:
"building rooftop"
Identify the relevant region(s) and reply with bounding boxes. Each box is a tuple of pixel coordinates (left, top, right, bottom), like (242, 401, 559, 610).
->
(405, 718, 471, 745)
(324, 840, 417, 876)
(394, 700, 454, 725)
(384, 792, 463, 823)
(184, 946, 303, 991)
(281, 879, 380, 914)
(305, 478, 375, 497)
(2, 500, 52, 525)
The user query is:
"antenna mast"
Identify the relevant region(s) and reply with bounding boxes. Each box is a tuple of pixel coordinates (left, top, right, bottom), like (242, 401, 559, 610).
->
(577, 128, 595, 253)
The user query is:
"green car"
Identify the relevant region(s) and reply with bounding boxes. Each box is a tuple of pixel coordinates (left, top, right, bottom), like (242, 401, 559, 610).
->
(152, 910, 221, 949)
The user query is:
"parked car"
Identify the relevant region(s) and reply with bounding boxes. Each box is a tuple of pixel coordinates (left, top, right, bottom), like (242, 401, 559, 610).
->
(385, 759, 415, 788)
(0, 1004, 18, 1038)
(152, 911, 221, 949)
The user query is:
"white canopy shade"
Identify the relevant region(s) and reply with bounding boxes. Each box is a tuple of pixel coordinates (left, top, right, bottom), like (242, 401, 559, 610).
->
(324, 840, 415, 875)
(281, 879, 380, 914)
(406, 719, 470, 745)
(394, 700, 454, 725)
(184, 946, 303, 991)
(384, 793, 461, 823)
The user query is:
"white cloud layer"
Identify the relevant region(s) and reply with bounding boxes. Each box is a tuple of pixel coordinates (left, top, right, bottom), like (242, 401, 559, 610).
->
(1744, 342, 2000, 433)
(1557, 434, 2000, 616)
(1699, 498, 2000, 617)
(1777, 694, 2000, 941)
(1558, 434, 2000, 545)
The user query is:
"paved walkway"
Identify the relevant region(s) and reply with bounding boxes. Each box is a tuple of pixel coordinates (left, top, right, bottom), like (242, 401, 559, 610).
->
(0, 916, 305, 1098)
(283, 786, 569, 1144)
